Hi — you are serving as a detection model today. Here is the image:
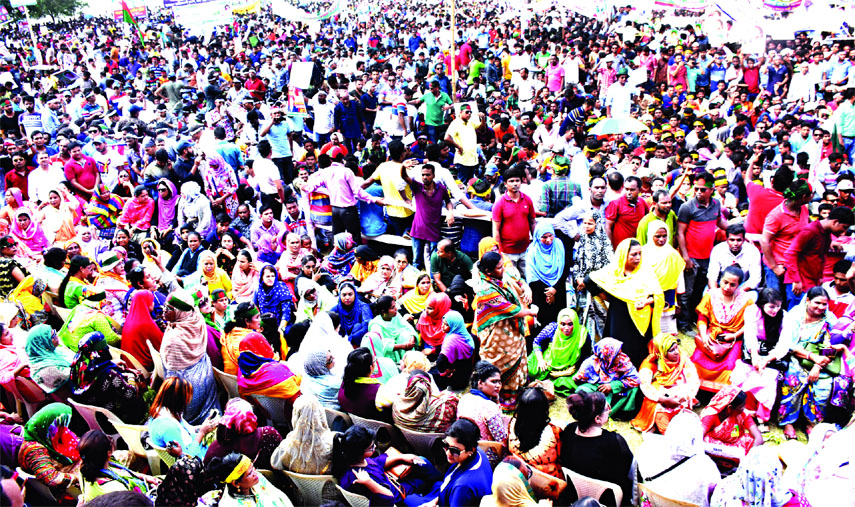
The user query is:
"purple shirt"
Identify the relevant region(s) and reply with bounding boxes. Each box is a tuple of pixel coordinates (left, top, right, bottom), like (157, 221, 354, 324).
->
(306, 162, 378, 208)
(410, 180, 449, 242)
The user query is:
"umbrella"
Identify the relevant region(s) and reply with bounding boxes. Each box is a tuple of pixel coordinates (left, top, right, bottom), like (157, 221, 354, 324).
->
(588, 117, 649, 136)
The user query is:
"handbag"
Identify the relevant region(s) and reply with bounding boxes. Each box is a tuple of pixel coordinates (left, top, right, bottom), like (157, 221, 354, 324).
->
(829, 375, 853, 412)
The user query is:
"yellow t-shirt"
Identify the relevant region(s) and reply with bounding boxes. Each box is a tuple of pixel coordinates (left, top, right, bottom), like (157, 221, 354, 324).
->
(376, 161, 413, 218)
(446, 117, 482, 167)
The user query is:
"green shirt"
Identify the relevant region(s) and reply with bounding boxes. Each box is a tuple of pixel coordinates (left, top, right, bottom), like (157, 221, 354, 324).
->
(468, 60, 486, 84)
(636, 210, 678, 247)
(837, 101, 855, 137)
(420, 91, 453, 127)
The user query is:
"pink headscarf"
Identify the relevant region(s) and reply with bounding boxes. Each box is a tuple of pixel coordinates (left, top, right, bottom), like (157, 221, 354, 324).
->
(219, 398, 258, 435)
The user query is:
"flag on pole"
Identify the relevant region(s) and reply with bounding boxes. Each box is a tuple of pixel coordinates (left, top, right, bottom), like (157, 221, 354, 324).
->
(121, 0, 144, 44)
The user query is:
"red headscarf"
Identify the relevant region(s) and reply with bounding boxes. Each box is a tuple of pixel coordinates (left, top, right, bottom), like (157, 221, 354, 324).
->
(121, 290, 163, 370)
(417, 293, 452, 347)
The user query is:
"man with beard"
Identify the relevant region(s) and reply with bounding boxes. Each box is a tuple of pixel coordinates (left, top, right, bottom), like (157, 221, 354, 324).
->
(636, 190, 677, 246)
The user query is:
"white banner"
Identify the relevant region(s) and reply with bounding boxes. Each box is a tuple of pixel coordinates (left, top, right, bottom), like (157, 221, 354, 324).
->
(172, 0, 233, 33)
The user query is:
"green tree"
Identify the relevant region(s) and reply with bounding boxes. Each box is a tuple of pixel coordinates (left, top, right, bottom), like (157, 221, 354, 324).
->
(30, 0, 85, 21)
(1, 0, 85, 22)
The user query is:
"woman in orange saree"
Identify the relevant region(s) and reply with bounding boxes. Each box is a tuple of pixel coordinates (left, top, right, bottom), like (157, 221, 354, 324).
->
(692, 265, 754, 393)
(631, 333, 700, 433)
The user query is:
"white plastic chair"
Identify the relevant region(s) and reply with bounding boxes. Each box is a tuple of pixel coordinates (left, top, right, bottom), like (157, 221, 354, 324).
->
(68, 399, 120, 445)
(147, 339, 165, 385)
(108, 346, 151, 379)
(281, 470, 335, 506)
(638, 483, 700, 507)
(336, 484, 370, 507)
(212, 367, 240, 399)
(324, 406, 352, 429)
(109, 417, 163, 476)
(250, 394, 292, 429)
(563, 467, 623, 506)
(12, 376, 47, 419)
(150, 441, 177, 469)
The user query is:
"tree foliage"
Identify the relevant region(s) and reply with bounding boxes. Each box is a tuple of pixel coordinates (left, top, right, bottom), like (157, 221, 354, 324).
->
(1, 0, 85, 22)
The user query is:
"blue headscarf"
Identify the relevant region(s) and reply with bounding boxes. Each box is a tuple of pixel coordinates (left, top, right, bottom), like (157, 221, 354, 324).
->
(525, 221, 565, 286)
(253, 264, 294, 323)
(333, 281, 371, 335)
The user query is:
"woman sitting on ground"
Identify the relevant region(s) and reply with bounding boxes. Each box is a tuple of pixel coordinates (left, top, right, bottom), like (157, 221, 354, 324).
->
(573, 337, 642, 419)
(457, 361, 510, 445)
(392, 370, 459, 433)
(508, 387, 563, 479)
(528, 308, 589, 396)
(700, 387, 764, 466)
(398, 273, 434, 325)
(333, 280, 373, 347)
(692, 265, 754, 393)
(559, 390, 635, 505)
(367, 295, 419, 364)
(631, 333, 700, 434)
(434, 311, 476, 391)
(417, 292, 452, 356)
(376, 351, 433, 411)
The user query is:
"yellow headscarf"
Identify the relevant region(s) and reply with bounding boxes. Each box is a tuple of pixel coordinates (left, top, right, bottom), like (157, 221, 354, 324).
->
(480, 463, 538, 507)
(589, 238, 665, 336)
(398, 273, 433, 314)
(642, 220, 685, 291)
(651, 333, 686, 387)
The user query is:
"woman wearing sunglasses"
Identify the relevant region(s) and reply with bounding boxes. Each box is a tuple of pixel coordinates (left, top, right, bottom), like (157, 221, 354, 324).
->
(436, 418, 494, 507)
(332, 425, 442, 506)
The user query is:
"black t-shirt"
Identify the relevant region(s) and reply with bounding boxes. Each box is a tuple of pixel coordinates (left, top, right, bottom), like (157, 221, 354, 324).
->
(171, 157, 204, 189)
(559, 422, 634, 504)
(0, 111, 21, 136)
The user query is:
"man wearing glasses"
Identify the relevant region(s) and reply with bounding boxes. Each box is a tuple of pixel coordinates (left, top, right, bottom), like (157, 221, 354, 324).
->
(676, 171, 729, 334)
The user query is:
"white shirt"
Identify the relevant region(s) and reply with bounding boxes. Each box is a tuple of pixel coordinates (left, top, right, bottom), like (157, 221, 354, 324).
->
(311, 99, 336, 135)
(707, 241, 762, 290)
(605, 82, 634, 117)
(28, 163, 66, 204)
(252, 157, 280, 195)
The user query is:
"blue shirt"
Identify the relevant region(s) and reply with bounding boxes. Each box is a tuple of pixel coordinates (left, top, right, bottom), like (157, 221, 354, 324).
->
(264, 121, 293, 158)
(438, 449, 493, 507)
(216, 140, 245, 172)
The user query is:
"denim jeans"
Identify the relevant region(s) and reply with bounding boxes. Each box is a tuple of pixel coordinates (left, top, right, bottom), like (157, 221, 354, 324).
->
(843, 136, 855, 165)
(785, 283, 806, 311)
(412, 237, 438, 271)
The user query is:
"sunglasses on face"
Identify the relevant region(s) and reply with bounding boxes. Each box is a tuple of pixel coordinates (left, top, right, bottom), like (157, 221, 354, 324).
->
(441, 440, 464, 456)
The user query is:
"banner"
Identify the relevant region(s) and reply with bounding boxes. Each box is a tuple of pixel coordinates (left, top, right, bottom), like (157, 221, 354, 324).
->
(763, 0, 802, 11)
(9, 0, 36, 7)
(172, 0, 233, 30)
(270, 0, 343, 21)
(113, 5, 147, 21)
(286, 87, 308, 117)
(653, 0, 709, 10)
(232, 0, 260, 14)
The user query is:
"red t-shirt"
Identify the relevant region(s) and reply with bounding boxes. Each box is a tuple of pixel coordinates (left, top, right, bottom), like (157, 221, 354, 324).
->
(742, 66, 760, 93)
(5, 169, 30, 200)
(784, 220, 830, 287)
(605, 195, 650, 248)
(64, 156, 99, 193)
(492, 192, 535, 254)
(744, 182, 783, 235)
(762, 203, 809, 268)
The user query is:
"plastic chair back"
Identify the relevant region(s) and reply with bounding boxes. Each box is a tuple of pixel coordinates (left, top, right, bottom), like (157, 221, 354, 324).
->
(213, 367, 240, 399)
(13, 376, 47, 419)
(67, 399, 120, 445)
(250, 394, 292, 430)
(282, 470, 335, 506)
(336, 485, 370, 507)
(397, 426, 445, 457)
(563, 467, 623, 506)
(108, 346, 151, 379)
(147, 339, 165, 384)
(638, 483, 701, 507)
(109, 417, 162, 476)
(323, 407, 352, 430)
(150, 441, 177, 469)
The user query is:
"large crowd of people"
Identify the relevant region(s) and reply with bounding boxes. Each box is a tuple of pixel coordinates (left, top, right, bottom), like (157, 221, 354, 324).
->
(0, 0, 854, 506)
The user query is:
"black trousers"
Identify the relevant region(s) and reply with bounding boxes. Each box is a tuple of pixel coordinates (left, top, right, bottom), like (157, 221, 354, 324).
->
(272, 156, 294, 185)
(261, 193, 282, 221)
(332, 205, 362, 243)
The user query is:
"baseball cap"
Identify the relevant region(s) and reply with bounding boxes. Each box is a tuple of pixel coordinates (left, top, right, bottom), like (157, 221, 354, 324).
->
(176, 140, 195, 152)
(838, 179, 854, 191)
